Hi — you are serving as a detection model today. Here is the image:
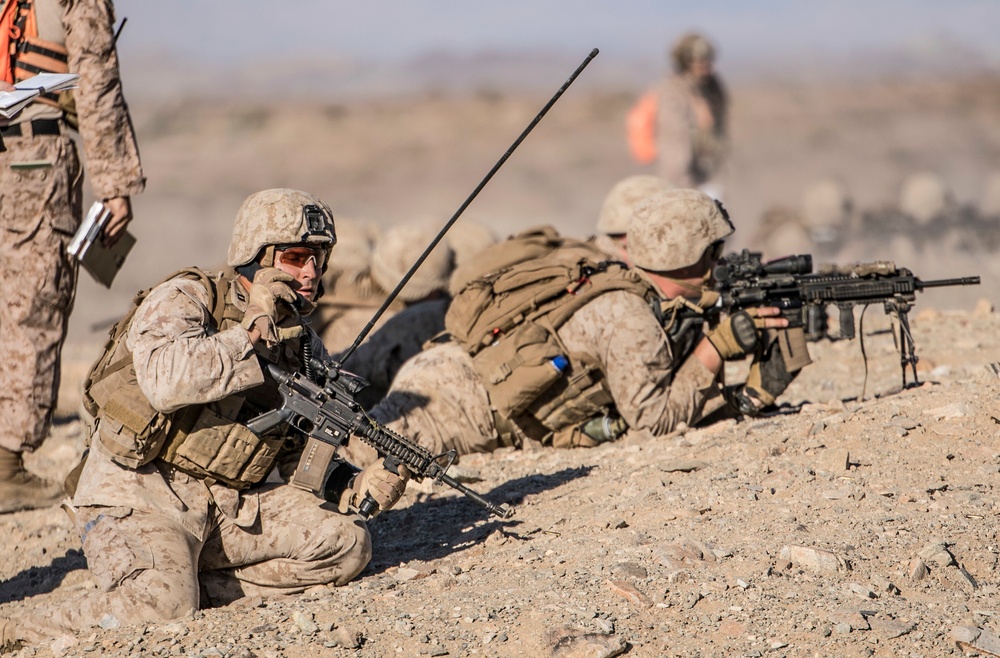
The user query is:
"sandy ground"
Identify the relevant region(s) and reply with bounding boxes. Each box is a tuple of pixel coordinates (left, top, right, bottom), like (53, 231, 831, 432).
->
(2, 72, 1000, 657)
(3, 304, 1000, 657)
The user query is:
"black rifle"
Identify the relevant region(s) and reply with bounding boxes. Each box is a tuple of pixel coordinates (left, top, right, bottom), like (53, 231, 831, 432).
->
(712, 249, 980, 386)
(247, 360, 514, 519)
(244, 49, 600, 520)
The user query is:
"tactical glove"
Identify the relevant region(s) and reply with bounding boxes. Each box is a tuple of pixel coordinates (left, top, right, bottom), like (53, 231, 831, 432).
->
(241, 268, 303, 347)
(338, 461, 410, 516)
(745, 334, 799, 407)
(706, 310, 763, 360)
(727, 334, 801, 416)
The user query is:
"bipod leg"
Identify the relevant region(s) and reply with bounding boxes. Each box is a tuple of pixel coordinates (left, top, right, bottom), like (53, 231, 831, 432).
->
(898, 309, 919, 387)
(887, 301, 919, 388)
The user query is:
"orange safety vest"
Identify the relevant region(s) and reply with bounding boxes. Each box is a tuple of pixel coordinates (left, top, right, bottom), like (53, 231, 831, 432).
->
(0, 0, 69, 104)
(626, 90, 658, 165)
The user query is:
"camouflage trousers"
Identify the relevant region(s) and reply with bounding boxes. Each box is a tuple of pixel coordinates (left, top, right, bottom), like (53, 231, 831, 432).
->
(15, 483, 371, 643)
(361, 342, 502, 467)
(0, 131, 82, 452)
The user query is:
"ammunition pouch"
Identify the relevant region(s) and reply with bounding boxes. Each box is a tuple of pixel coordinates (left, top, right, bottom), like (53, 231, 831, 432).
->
(158, 400, 285, 490)
(87, 357, 172, 469)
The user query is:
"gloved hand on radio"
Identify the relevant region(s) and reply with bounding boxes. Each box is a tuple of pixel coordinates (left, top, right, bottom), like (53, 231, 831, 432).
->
(242, 267, 303, 347)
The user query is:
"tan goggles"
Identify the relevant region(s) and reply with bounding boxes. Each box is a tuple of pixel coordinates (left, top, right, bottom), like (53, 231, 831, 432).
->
(276, 246, 328, 270)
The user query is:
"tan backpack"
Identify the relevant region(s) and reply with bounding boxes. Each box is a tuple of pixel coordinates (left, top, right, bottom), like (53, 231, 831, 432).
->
(445, 226, 654, 426)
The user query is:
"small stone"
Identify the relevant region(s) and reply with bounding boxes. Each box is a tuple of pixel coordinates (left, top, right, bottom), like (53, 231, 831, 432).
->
(736, 579, 750, 590)
(779, 545, 849, 574)
(605, 579, 654, 608)
(889, 416, 919, 430)
(546, 627, 628, 658)
(328, 626, 362, 649)
(923, 402, 968, 419)
(917, 542, 955, 567)
(658, 459, 707, 473)
(609, 562, 648, 579)
(848, 583, 877, 599)
(823, 449, 850, 473)
(50, 634, 78, 657)
(834, 622, 853, 635)
(394, 567, 430, 582)
(908, 558, 929, 580)
(869, 618, 916, 639)
(594, 618, 614, 634)
(98, 614, 121, 630)
(292, 611, 318, 634)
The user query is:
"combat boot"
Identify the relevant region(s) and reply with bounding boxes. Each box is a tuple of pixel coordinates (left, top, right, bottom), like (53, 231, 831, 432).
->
(0, 446, 64, 513)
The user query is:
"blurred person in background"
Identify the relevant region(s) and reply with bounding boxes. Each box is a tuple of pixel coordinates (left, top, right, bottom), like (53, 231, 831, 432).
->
(628, 32, 728, 200)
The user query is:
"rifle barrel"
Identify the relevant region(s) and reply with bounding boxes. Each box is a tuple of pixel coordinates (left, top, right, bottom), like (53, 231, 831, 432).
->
(918, 276, 981, 289)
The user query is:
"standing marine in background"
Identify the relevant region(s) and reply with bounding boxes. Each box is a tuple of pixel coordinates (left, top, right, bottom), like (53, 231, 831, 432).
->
(628, 32, 728, 198)
(0, 0, 145, 512)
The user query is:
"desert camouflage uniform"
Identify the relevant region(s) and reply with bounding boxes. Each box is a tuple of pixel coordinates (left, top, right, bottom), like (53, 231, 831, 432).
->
(315, 269, 399, 353)
(0, 0, 145, 453)
(15, 276, 370, 643)
(655, 74, 727, 189)
(343, 297, 449, 409)
(358, 287, 725, 464)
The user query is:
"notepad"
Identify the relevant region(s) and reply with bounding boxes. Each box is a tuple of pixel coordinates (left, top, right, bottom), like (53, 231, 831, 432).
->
(0, 73, 80, 119)
(67, 201, 135, 288)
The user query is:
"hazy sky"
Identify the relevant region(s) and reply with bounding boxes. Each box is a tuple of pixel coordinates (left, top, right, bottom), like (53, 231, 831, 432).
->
(114, 0, 999, 67)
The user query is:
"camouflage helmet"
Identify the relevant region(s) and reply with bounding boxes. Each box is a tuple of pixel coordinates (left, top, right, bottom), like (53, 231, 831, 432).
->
(670, 32, 716, 73)
(627, 189, 734, 271)
(447, 220, 498, 267)
(597, 175, 673, 235)
(323, 215, 376, 274)
(227, 188, 337, 268)
(371, 222, 455, 303)
(801, 178, 851, 230)
(899, 172, 952, 226)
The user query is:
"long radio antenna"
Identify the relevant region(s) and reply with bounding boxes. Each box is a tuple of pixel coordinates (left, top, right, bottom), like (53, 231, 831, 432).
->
(337, 48, 599, 367)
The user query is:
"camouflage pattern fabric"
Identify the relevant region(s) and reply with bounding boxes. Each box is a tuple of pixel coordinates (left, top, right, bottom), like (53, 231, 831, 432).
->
(627, 189, 734, 272)
(16, 478, 370, 643)
(0, 0, 144, 453)
(362, 290, 725, 465)
(314, 269, 399, 353)
(343, 297, 449, 408)
(9, 274, 371, 639)
(0, 134, 81, 452)
(655, 75, 728, 189)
